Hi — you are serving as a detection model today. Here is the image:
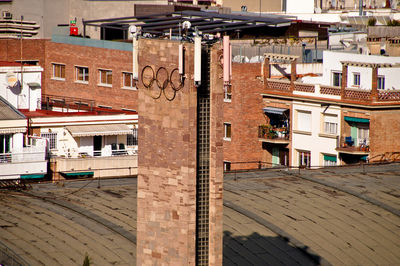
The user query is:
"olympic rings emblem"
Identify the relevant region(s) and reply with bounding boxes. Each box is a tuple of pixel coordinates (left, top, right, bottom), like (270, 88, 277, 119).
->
(141, 66, 184, 101)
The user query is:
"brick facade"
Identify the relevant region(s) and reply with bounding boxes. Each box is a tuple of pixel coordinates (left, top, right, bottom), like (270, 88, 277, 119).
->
(0, 39, 138, 111)
(137, 39, 223, 265)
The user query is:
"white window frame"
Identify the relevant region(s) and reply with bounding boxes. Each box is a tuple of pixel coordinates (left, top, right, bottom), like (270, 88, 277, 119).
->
(99, 69, 112, 86)
(296, 110, 312, 133)
(75, 66, 89, 83)
(323, 114, 338, 135)
(224, 85, 232, 102)
(332, 71, 342, 87)
(377, 76, 385, 90)
(122, 72, 135, 89)
(224, 122, 231, 141)
(41, 132, 57, 150)
(357, 126, 369, 146)
(353, 72, 360, 86)
(298, 150, 311, 168)
(52, 63, 65, 80)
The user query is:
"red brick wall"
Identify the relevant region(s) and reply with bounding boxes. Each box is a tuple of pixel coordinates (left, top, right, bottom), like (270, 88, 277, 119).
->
(370, 110, 400, 161)
(223, 63, 268, 170)
(0, 39, 138, 111)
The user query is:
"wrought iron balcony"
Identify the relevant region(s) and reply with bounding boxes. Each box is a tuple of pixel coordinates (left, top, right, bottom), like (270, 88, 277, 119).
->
(258, 125, 290, 144)
(336, 136, 370, 155)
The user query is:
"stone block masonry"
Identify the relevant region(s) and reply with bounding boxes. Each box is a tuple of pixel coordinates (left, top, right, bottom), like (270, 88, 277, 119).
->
(137, 39, 223, 265)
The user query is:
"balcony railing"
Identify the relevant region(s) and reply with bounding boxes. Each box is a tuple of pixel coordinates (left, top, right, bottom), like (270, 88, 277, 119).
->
(0, 151, 46, 164)
(258, 125, 290, 141)
(337, 136, 370, 153)
(265, 79, 400, 104)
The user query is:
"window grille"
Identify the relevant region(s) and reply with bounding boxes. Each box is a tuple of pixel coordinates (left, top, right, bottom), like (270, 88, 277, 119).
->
(41, 132, 57, 150)
(127, 128, 138, 146)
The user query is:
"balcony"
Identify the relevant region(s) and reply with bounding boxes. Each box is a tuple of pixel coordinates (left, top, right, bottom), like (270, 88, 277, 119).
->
(258, 125, 290, 144)
(52, 153, 138, 180)
(0, 147, 47, 180)
(336, 136, 370, 155)
(263, 79, 400, 105)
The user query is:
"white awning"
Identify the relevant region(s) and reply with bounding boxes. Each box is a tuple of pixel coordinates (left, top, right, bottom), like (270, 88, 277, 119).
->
(67, 124, 132, 137)
(263, 107, 288, 115)
(0, 127, 26, 134)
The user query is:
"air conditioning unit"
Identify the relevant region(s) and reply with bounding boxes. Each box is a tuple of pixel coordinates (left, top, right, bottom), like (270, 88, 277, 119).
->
(2, 11, 12, 19)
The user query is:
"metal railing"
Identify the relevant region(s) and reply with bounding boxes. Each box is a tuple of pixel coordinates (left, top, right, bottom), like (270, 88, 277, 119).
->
(258, 125, 290, 140)
(337, 136, 370, 151)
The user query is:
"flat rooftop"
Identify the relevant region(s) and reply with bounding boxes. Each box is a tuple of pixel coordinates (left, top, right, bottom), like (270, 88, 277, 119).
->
(0, 163, 399, 265)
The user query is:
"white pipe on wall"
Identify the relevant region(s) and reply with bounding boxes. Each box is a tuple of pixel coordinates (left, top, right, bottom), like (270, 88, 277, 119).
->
(194, 36, 201, 87)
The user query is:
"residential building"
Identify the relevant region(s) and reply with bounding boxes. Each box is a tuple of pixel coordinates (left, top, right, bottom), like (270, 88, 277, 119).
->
(224, 50, 400, 169)
(0, 61, 47, 180)
(21, 108, 138, 179)
(0, 96, 47, 180)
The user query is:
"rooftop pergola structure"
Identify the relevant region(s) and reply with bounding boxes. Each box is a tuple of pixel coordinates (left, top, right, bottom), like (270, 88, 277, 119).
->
(82, 10, 294, 40)
(340, 61, 400, 101)
(263, 53, 299, 91)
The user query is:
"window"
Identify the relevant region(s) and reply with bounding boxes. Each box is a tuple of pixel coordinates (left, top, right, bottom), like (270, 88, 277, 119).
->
(224, 85, 232, 102)
(75, 67, 89, 83)
(41, 132, 57, 150)
(76, 66, 89, 82)
(52, 63, 65, 79)
(16, 60, 39, 65)
(99, 69, 112, 85)
(224, 123, 231, 140)
(297, 110, 311, 132)
(0, 135, 11, 154)
(298, 150, 311, 168)
(123, 72, 134, 88)
(127, 128, 138, 146)
(323, 154, 337, 167)
(223, 161, 231, 172)
(357, 126, 369, 146)
(332, 72, 342, 87)
(323, 114, 338, 135)
(378, 76, 385, 90)
(353, 73, 360, 86)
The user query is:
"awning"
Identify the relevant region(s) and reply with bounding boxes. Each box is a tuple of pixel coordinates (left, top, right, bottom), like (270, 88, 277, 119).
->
(0, 127, 26, 134)
(67, 124, 132, 137)
(20, 174, 45, 179)
(324, 154, 337, 162)
(27, 82, 41, 89)
(263, 107, 288, 115)
(61, 171, 94, 177)
(344, 116, 370, 123)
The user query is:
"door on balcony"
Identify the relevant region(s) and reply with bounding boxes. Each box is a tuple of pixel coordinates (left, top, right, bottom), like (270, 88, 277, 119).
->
(279, 148, 289, 166)
(93, 136, 102, 156)
(0, 135, 11, 153)
(272, 147, 289, 167)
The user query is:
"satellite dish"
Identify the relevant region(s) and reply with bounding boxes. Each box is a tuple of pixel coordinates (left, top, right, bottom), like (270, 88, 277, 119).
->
(182, 21, 191, 30)
(6, 72, 18, 87)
